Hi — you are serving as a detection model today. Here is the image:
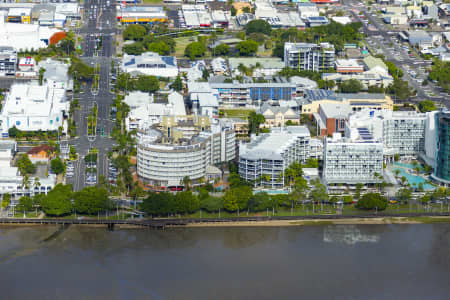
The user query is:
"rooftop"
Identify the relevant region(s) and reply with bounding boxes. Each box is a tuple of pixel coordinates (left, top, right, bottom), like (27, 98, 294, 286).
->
(228, 57, 284, 70)
(320, 103, 352, 119)
(240, 126, 310, 160)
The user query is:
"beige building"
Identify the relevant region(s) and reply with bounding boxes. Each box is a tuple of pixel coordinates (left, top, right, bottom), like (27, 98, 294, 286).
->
(301, 91, 393, 114)
(260, 104, 300, 127)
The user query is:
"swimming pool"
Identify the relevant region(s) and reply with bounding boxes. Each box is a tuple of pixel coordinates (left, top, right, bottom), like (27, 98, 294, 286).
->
(253, 189, 290, 195)
(393, 168, 435, 191)
(393, 162, 424, 171)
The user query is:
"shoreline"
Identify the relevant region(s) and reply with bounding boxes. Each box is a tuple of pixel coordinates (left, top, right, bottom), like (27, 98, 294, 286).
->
(1, 216, 450, 229)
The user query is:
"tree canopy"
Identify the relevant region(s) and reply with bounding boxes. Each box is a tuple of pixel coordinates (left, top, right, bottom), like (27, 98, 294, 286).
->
(214, 44, 230, 56)
(170, 75, 183, 92)
(17, 154, 36, 175)
(50, 157, 65, 174)
(236, 40, 258, 56)
(73, 186, 111, 215)
(41, 184, 73, 216)
(245, 19, 272, 36)
(184, 42, 206, 60)
(340, 79, 363, 93)
(418, 100, 436, 113)
(356, 192, 387, 210)
(123, 24, 147, 41)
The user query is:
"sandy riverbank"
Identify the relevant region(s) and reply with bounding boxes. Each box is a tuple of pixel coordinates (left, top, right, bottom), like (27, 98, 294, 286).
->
(182, 216, 450, 228)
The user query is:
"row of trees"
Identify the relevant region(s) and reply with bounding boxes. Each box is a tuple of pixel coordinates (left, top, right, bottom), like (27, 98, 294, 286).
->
(115, 73, 160, 93)
(122, 24, 176, 56)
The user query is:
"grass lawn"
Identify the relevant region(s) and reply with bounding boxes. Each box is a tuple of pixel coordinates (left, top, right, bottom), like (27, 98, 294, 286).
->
(142, 0, 163, 3)
(221, 109, 255, 119)
(14, 211, 40, 218)
(174, 36, 194, 57)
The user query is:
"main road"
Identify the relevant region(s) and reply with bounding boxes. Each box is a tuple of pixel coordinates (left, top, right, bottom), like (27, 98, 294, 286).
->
(68, 0, 118, 190)
(342, 0, 448, 105)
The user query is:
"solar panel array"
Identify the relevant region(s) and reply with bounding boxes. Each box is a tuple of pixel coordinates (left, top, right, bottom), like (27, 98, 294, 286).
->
(357, 127, 373, 141)
(124, 58, 135, 67)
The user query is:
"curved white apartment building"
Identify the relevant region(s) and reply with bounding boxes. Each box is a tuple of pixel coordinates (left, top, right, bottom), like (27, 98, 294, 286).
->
(137, 121, 235, 186)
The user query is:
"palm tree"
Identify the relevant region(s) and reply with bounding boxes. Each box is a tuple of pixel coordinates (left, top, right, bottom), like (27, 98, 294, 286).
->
(33, 177, 41, 195)
(22, 175, 31, 195)
(183, 176, 191, 191)
(394, 169, 400, 177)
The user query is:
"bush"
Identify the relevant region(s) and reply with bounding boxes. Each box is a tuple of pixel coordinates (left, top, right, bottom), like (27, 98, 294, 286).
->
(356, 193, 387, 211)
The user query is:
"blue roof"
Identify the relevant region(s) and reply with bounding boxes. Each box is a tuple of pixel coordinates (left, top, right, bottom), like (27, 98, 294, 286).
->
(305, 89, 336, 101)
(307, 16, 328, 22)
(357, 127, 373, 140)
(124, 58, 135, 67)
(161, 56, 176, 66)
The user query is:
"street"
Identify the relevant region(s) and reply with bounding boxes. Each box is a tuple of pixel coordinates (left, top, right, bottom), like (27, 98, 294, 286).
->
(67, 0, 117, 190)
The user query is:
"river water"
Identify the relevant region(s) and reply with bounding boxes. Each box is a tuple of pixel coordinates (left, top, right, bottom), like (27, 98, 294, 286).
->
(0, 224, 449, 300)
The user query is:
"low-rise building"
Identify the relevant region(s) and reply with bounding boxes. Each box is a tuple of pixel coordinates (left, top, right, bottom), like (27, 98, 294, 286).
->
(27, 144, 55, 163)
(0, 46, 17, 76)
(16, 56, 37, 77)
(306, 16, 329, 27)
(121, 52, 178, 78)
(0, 82, 68, 137)
(297, 2, 319, 19)
(322, 71, 394, 90)
(239, 126, 311, 188)
(228, 57, 285, 77)
(209, 78, 297, 107)
(301, 90, 393, 114)
(259, 103, 300, 127)
(407, 30, 433, 48)
(116, 6, 168, 24)
(315, 103, 352, 136)
(125, 91, 186, 131)
(335, 59, 364, 73)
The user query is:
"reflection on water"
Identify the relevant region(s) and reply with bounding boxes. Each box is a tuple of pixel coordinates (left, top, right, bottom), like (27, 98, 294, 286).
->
(323, 225, 380, 245)
(0, 224, 449, 300)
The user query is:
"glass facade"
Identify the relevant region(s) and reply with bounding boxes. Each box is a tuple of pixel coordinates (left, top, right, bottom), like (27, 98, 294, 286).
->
(435, 112, 450, 181)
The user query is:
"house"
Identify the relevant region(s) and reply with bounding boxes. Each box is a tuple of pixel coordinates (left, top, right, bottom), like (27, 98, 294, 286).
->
(121, 52, 178, 78)
(27, 145, 55, 163)
(259, 103, 300, 127)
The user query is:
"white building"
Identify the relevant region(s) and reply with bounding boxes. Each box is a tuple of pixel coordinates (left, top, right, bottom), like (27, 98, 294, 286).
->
(0, 14, 61, 51)
(125, 91, 186, 131)
(16, 56, 37, 78)
(239, 126, 311, 188)
(284, 42, 335, 72)
(137, 118, 235, 186)
(297, 2, 319, 19)
(346, 109, 428, 156)
(323, 132, 384, 185)
(322, 71, 394, 90)
(0, 82, 68, 136)
(0, 140, 55, 198)
(121, 52, 178, 78)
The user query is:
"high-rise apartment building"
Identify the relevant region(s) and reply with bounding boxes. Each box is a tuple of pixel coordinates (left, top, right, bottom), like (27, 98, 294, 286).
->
(284, 42, 335, 72)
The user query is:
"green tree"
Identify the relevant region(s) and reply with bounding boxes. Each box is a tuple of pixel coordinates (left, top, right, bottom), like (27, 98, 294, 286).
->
(17, 196, 33, 212)
(170, 75, 183, 92)
(17, 154, 36, 175)
(310, 181, 328, 206)
(396, 188, 412, 204)
(50, 157, 65, 174)
(234, 186, 252, 211)
(73, 186, 111, 215)
(1, 193, 11, 210)
(175, 191, 200, 214)
(41, 184, 73, 216)
(69, 57, 94, 81)
(356, 192, 388, 211)
(141, 192, 176, 216)
(418, 100, 436, 113)
(231, 6, 237, 16)
(223, 189, 238, 212)
(123, 42, 146, 55)
(340, 79, 363, 93)
(291, 177, 309, 205)
(428, 60, 450, 92)
(354, 183, 363, 199)
(57, 37, 75, 55)
(245, 19, 272, 35)
(8, 126, 20, 138)
(200, 196, 224, 212)
(123, 24, 147, 41)
(248, 193, 272, 212)
(32, 193, 45, 208)
(214, 44, 230, 56)
(184, 42, 206, 60)
(135, 75, 159, 92)
(236, 40, 258, 56)
(248, 111, 265, 135)
(147, 41, 170, 55)
(388, 79, 411, 100)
